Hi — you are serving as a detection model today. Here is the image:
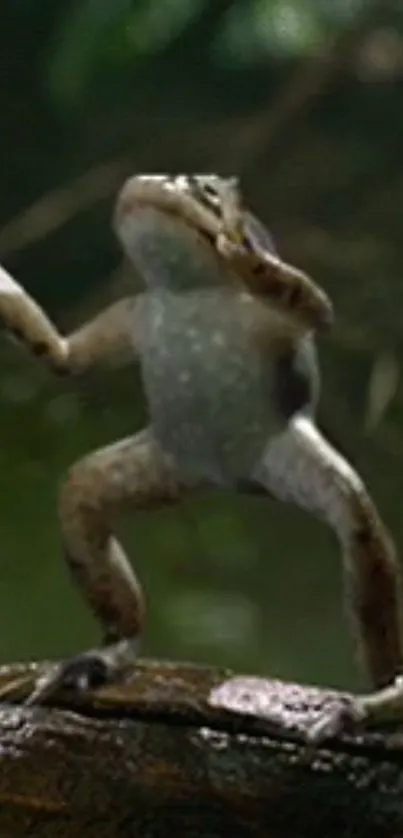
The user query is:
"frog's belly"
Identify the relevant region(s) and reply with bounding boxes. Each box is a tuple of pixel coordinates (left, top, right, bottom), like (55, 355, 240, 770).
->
(138, 297, 282, 485)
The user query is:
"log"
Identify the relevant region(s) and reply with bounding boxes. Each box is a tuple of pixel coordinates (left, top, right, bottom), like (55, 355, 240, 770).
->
(0, 659, 402, 837)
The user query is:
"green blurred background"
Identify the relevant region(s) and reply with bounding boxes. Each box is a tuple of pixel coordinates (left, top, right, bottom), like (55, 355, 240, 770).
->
(0, 0, 402, 692)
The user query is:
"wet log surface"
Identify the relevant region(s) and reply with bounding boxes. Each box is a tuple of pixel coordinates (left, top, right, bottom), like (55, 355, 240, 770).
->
(0, 659, 402, 837)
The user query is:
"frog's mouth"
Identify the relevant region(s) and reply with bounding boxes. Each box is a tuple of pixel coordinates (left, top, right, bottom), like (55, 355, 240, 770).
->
(113, 174, 222, 245)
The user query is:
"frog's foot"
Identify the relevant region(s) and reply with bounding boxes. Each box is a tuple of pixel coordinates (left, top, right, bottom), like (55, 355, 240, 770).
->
(25, 638, 138, 706)
(306, 676, 403, 744)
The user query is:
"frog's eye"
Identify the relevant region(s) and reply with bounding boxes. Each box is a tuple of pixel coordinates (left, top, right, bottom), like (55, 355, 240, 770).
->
(191, 176, 218, 200)
(187, 176, 220, 211)
(201, 181, 218, 199)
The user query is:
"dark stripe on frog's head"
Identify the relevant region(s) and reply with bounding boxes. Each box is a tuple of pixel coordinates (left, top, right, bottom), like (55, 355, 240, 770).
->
(184, 175, 278, 259)
(185, 174, 237, 216)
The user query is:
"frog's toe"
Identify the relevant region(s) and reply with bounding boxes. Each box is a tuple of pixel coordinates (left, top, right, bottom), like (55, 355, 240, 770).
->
(25, 638, 139, 706)
(306, 698, 367, 744)
(52, 652, 113, 692)
(25, 653, 113, 706)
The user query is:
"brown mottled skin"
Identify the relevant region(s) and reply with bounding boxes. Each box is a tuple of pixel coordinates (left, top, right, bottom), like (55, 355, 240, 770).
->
(0, 174, 402, 737)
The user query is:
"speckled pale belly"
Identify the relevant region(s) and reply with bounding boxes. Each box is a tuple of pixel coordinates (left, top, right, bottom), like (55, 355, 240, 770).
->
(137, 288, 286, 485)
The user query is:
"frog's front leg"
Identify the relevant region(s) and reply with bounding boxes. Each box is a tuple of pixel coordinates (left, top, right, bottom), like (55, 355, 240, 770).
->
(216, 205, 333, 335)
(0, 264, 136, 373)
(28, 428, 192, 704)
(252, 412, 403, 738)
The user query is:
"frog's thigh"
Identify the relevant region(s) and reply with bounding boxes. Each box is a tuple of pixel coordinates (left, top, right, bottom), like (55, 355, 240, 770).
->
(59, 428, 187, 642)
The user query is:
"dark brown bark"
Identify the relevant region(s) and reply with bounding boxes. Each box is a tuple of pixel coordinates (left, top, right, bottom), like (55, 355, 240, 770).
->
(0, 659, 402, 837)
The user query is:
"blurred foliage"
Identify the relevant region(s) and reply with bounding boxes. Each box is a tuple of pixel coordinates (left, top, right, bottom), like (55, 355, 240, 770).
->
(47, 0, 380, 105)
(0, 0, 403, 692)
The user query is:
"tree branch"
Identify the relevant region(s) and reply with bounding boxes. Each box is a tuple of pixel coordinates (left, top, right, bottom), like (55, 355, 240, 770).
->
(0, 659, 402, 837)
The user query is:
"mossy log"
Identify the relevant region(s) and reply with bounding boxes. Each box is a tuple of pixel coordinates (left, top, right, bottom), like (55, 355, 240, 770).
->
(0, 659, 402, 837)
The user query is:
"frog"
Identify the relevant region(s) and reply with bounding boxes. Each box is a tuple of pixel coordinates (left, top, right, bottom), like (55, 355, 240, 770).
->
(0, 173, 401, 739)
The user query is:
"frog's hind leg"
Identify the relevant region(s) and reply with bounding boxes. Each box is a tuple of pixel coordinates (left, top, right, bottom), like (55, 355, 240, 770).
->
(27, 428, 190, 704)
(252, 412, 403, 692)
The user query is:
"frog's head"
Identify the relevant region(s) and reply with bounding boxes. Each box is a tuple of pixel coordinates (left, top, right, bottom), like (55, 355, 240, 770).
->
(113, 174, 332, 336)
(113, 173, 258, 291)
(115, 174, 234, 238)
(115, 173, 276, 258)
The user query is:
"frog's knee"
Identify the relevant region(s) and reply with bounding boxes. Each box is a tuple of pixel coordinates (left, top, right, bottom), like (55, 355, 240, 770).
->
(58, 454, 103, 531)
